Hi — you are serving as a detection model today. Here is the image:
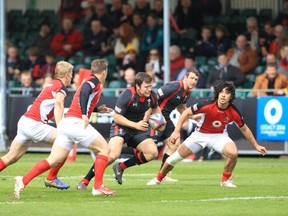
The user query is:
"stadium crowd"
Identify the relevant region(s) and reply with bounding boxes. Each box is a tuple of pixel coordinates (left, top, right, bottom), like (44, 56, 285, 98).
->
(5, 0, 288, 96)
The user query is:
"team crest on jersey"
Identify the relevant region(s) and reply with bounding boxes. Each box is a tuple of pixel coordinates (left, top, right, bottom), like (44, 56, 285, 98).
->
(212, 120, 222, 128)
(147, 98, 151, 107)
(158, 89, 164, 97)
(115, 106, 121, 113)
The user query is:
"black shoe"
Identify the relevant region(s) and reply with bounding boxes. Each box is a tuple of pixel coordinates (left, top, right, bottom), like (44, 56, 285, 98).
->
(112, 163, 123, 185)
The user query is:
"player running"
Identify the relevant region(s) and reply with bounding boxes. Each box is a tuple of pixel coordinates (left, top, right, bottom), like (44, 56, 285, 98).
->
(77, 72, 164, 189)
(150, 80, 267, 187)
(14, 59, 115, 198)
(0, 61, 73, 190)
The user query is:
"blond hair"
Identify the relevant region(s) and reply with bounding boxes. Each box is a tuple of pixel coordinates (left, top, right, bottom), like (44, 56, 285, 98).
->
(91, 59, 108, 75)
(54, 61, 73, 79)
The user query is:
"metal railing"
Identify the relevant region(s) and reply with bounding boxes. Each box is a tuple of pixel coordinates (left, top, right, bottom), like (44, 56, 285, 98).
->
(7, 87, 287, 99)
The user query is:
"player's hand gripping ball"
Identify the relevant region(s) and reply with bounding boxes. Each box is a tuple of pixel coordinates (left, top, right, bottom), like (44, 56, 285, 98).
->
(148, 113, 166, 131)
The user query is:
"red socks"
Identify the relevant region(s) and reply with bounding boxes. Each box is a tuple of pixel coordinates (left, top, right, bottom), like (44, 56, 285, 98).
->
(222, 171, 232, 182)
(22, 160, 51, 186)
(46, 160, 66, 181)
(157, 172, 165, 182)
(93, 155, 108, 189)
(0, 158, 6, 171)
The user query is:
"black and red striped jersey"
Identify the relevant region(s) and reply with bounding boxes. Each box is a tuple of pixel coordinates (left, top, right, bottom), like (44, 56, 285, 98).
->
(191, 99, 245, 134)
(114, 87, 158, 122)
(66, 75, 102, 119)
(24, 79, 68, 123)
(157, 80, 190, 118)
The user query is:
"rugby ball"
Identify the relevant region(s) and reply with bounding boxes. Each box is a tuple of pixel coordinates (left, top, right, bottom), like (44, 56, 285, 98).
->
(149, 113, 166, 131)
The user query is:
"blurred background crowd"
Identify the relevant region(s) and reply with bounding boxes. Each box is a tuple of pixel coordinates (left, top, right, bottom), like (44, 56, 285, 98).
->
(5, 0, 288, 97)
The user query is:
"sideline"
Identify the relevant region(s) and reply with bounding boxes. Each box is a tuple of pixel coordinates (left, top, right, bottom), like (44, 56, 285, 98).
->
(154, 196, 288, 203)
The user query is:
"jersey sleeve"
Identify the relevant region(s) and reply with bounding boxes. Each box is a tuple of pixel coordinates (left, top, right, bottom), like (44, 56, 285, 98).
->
(79, 78, 99, 115)
(190, 99, 213, 114)
(114, 89, 132, 115)
(57, 84, 68, 98)
(151, 90, 158, 108)
(157, 82, 180, 100)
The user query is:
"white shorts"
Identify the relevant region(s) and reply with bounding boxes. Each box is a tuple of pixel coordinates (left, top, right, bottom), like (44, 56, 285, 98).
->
(183, 131, 234, 154)
(15, 116, 55, 145)
(54, 117, 100, 151)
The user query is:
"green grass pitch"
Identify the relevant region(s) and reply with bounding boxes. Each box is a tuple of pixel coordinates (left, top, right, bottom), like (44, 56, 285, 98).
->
(1, 153, 288, 216)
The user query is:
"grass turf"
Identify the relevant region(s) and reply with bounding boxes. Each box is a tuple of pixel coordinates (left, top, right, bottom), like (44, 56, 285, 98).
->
(0, 153, 288, 216)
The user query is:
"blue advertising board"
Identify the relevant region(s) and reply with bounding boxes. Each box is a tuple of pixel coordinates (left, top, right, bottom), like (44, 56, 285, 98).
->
(257, 97, 288, 141)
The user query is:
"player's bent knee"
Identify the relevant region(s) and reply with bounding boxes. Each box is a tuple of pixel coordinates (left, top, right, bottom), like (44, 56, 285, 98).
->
(166, 151, 184, 166)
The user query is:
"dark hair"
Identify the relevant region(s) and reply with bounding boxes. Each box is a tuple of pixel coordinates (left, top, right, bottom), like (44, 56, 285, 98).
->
(185, 68, 200, 78)
(185, 51, 195, 60)
(213, 80, 236, 103)
(134, 72, 153, 87)
(217, 51, 226, 57)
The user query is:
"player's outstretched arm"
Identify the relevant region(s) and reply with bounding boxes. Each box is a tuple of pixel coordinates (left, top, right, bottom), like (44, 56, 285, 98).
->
(240, 124, 267, 156)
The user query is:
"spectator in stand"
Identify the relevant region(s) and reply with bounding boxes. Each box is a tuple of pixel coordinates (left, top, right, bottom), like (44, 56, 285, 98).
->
(173, 52, 206, 88)
(50, 16, 83, 59)
(173, 0, 203, 33)
(252, 64, 287, 96)
(82, 19, 107, 58)
(212, 24, 231, 53)
(70, 72, 80, 90)
(121, 43, 139, 72)
(278, 44, 288, 79)
(30, 21, 54, 57)
(265, 53, 278, 67)
(6, 46, 23, 82)
(114, 22, 139, 67)
(227, 34, 257, 75)
(244, 16, 259, 51)
(206, 52, 246, 88)
(19, 71, 38, 96)
(132, 12, 145, 41)
(193, 25, 217, 58)
(82, 0, 97, 23)
(274, 0, 288, 27)
(41, 74, 53, 89)
(119, 2, 134, 25)
(107, 0, 123, 28)
(59, 0, 83, 21)
(84, 3, 113, 36)
(134, 0, 151, 21)
(139, 12, 163, 71)
(145, 48, 163, 84)
(200, 0, 222, 17)
(169, 45, 185, 80)
(259, 21, 275, 59)
(22, 47, 45, 83)
(37, 52, 57, 87)
(151, 0, 163, 25)
(123, 67, 136, 87)
(269, 24, 285, 57)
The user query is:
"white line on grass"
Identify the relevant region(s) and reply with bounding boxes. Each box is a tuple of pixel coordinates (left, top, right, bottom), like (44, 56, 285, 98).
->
(0, 201, 36, 205)
(155, 196, 288, 203)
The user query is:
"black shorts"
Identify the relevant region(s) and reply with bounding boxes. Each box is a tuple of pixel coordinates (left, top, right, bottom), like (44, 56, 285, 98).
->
(150, 118, 175, 143)
(110, 123, 153, 148)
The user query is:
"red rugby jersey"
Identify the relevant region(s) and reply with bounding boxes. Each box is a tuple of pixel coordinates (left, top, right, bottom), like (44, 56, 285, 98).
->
(65, 75, 102, 119)
(24, 79, 68, 123)
(191, 99, 244, 134)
